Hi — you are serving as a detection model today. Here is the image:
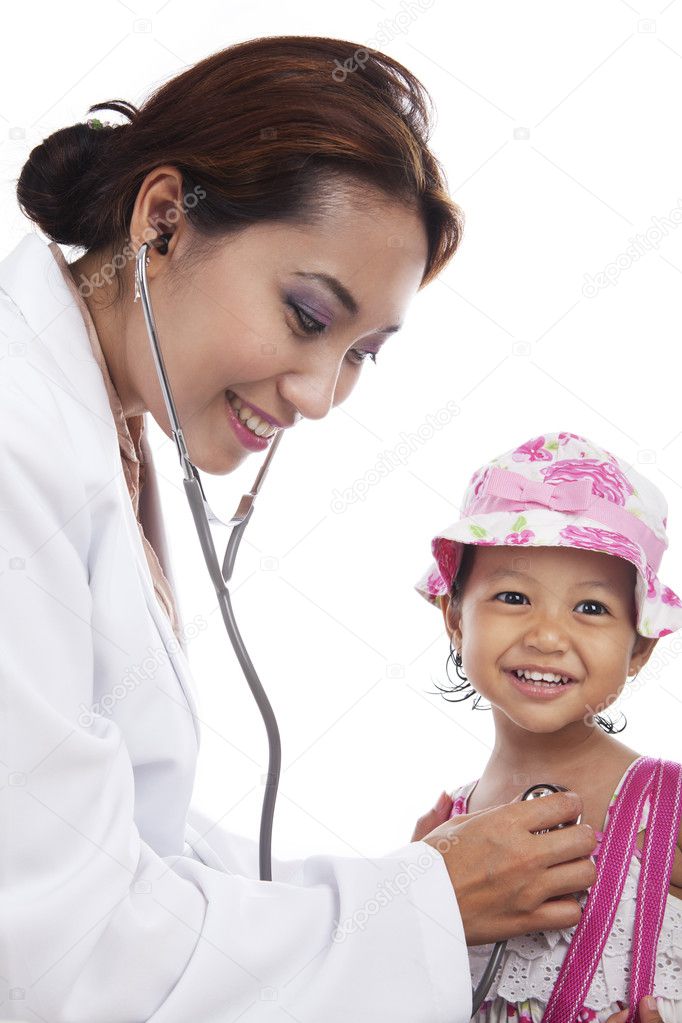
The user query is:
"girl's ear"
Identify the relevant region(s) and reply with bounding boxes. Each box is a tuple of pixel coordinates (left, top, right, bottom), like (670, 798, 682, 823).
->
(630, 634, 658, 675)
(440, 595, 462, 647)
(439, 595, 450, 631)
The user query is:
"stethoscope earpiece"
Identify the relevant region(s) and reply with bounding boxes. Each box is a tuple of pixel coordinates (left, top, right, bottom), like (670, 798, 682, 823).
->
(153, 232, 172, 256)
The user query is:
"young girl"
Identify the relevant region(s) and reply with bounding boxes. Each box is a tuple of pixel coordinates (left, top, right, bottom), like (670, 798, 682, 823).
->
(415, 430, 682, 1023)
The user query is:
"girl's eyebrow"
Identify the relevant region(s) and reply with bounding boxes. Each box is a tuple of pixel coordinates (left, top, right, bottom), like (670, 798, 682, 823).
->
(486, 568, 618, 594)
(293, 271, 402, 334)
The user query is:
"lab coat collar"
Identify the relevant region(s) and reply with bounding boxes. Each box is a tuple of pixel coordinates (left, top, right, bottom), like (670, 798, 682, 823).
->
(0, 231, 201, 747)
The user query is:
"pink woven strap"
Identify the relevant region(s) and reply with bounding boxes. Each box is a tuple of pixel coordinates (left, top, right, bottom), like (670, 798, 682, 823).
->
(542, 757, 659, 1022)
(627, 759, 682, 1023)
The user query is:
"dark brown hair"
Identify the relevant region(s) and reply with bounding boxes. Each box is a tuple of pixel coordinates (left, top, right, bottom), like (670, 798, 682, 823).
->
(447, 542, 476, 617)
(16, 35, 464, 300)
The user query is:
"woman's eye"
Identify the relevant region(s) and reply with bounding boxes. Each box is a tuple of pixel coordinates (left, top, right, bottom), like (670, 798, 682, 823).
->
(289, 302, 326, 336)
(347, 348, 378, 366)
(287, 302, 378, 365)
(494, 591, 608, 615)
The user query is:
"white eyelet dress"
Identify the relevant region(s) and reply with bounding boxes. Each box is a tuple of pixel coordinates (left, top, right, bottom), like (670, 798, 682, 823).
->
(450, 758, 682, 1022)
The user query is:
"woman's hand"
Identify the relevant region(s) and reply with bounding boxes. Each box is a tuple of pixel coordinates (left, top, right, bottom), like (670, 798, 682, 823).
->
(607, 997, 663, 1022)
(420, 791, 597, 945)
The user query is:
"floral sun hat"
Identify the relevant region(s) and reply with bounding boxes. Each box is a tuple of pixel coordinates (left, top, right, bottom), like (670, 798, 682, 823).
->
(414, 431, 682, 639)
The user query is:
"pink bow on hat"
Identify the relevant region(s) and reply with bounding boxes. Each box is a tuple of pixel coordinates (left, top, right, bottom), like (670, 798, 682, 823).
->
(482, 468, 594, 513)
(471, 467, 666, 572)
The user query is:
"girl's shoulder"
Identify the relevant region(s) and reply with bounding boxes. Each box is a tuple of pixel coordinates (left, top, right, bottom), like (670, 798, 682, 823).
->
(602, 755, 682, 896)
(448, 779, 478, 817)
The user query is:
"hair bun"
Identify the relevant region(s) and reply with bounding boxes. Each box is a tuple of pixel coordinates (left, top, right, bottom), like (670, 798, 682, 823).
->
(16, 100, 137, 249)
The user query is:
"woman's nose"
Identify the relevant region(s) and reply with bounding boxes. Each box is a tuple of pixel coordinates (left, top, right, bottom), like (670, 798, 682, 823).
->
(279, 354, 348, 422)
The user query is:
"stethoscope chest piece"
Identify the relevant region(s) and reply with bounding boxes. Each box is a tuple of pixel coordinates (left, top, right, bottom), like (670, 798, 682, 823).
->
(521, 783, 583, 832)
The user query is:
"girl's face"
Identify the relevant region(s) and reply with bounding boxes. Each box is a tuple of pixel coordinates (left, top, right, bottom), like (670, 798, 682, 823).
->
(74, 167, 429, 475)
(441, 544, 658, 735)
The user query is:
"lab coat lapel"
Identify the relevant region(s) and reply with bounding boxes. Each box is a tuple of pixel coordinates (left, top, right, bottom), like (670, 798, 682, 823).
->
(0, 232, 201, 747)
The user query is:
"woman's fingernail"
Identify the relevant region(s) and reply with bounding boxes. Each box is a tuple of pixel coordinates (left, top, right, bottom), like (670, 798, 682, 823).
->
(645, 995, 657, 1010)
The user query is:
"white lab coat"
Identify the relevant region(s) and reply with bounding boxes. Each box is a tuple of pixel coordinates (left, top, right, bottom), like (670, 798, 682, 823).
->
(0, 232, 472, 1022)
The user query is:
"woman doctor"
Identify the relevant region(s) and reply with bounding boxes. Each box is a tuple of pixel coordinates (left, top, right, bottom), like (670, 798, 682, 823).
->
(1, 34, 653, 1023)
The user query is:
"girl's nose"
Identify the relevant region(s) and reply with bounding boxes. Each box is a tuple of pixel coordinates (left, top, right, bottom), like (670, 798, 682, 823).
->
(523, 616, 570, 651)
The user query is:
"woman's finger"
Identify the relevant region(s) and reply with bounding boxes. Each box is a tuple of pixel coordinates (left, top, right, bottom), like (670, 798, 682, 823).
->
(605, 996, 663, 1023)
(411, 792, 453, 842)
(637, 995, 663, 1022)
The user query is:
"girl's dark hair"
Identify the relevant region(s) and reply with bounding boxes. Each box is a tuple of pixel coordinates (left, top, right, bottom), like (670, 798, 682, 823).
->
(433, 543, 628, 734)
(16, 35, 464, 301)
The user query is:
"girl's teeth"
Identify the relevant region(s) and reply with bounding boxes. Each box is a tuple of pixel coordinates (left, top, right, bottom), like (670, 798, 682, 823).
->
(513, 669, 571, 686)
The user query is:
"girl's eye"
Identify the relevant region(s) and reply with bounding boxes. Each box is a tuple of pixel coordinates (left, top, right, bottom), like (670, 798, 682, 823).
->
(288, 302, 378, 365)
(494, 592, 609, 615)
(575, 599, 608, 615)
(495, 591, 529, 606)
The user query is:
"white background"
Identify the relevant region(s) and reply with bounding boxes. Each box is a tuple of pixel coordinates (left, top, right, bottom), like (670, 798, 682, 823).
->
(2, 0, 681, 860)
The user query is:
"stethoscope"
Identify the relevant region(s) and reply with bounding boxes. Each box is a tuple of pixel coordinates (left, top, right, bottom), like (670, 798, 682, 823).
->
(469, 782, 583, 1017)
(135, 237, 585, 1008)
(134, 234, 284, 882)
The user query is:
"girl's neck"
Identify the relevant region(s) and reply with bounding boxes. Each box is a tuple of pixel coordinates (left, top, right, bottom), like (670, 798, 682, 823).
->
(481, 711, 626, 794)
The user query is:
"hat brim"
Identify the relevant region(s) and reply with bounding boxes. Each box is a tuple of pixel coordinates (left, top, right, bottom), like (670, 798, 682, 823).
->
(414, 510, 682, 639)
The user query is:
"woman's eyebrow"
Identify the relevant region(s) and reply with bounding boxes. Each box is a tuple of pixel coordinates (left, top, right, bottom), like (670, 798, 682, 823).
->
(292, 271, 402, 334)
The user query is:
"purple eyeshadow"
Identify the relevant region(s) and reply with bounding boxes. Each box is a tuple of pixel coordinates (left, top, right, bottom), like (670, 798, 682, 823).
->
(287, 288, 334, 326)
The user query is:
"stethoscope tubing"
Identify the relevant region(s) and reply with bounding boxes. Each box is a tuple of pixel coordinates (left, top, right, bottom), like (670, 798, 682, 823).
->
(134, 239, 283, 881)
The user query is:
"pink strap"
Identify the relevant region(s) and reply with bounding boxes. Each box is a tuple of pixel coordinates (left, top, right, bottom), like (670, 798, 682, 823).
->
(627, 759, 682, 1022)
(542, 757, 659, 1022)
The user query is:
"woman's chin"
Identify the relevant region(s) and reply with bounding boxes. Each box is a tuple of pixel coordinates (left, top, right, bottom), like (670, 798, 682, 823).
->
(194, 446, 248, 476)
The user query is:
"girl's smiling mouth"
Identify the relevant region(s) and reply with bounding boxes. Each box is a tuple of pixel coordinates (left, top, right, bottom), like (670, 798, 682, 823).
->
(503, 668, 579, 700)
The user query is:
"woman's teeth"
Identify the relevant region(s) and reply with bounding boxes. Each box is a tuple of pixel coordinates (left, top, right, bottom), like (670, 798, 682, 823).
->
(512, 669, 573, 687)
(226, 391, 277, 438)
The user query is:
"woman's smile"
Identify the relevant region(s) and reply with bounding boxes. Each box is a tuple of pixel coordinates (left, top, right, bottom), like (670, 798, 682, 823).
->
(224, 391, 278, 452)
